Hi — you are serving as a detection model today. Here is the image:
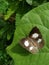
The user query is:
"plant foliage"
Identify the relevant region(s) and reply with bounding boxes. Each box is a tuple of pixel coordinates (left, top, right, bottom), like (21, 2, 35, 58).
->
(0, 0, 49, 65)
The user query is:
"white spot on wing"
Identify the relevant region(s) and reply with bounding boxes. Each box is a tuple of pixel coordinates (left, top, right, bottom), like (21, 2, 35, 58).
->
(37, 39, 42, 43)
(29, 46, 34, 50)
(24, 40, 29, 47)
(32, 33, 39, 39)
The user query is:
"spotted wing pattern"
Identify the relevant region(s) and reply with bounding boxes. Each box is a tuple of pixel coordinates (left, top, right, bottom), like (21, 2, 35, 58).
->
(19, 37, 39, 54)
(19, 27, 44, 54)
(29, 27, 44, 48)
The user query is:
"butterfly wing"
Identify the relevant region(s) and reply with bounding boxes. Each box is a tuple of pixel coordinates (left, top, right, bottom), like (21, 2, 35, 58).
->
(19, 37, 39, 54)
(29, 27, 44, 48)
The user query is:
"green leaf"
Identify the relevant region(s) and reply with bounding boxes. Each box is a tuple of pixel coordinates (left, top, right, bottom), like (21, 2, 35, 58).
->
(0, 18, 7, 49)
(0, 0, 8, 13)
(7, 2, 49, 65)
(26, 0, 33, 5)
(6, 22, 15, 41)
(26, 0, 47, 6)
(0, 18, 15, 49)
(4, 1, 19, 20)
(16, 1, 33, 25)
(0, 50, 13, 65)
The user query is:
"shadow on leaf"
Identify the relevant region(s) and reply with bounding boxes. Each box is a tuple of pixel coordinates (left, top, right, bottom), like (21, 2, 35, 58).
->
(11, 43, 30, 56)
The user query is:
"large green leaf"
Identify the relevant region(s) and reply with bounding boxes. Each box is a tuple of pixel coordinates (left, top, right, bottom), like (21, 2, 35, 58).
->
(7, 2, 49, 65)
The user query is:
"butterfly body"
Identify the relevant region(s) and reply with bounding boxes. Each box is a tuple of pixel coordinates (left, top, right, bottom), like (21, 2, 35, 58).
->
(19, 27, 44, 54)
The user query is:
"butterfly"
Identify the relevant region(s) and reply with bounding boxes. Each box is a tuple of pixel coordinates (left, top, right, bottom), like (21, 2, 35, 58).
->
(19, 27, 44, 54)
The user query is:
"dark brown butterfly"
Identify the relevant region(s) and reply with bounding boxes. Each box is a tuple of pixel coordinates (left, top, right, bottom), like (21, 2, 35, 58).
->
(19, 27, 44, 54)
